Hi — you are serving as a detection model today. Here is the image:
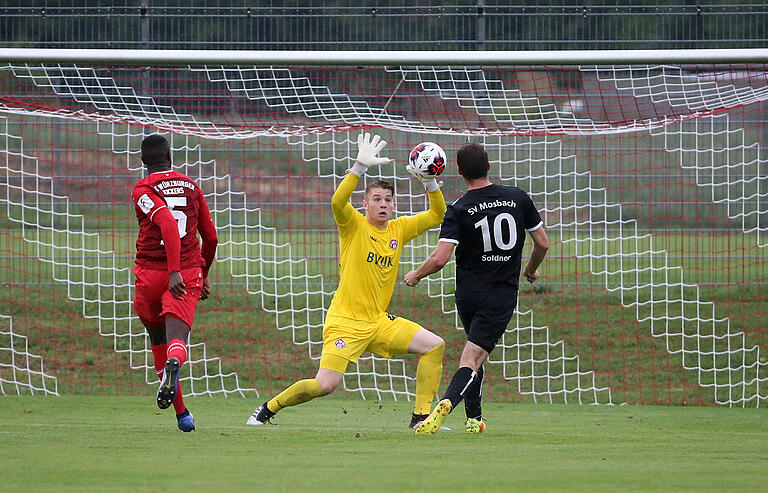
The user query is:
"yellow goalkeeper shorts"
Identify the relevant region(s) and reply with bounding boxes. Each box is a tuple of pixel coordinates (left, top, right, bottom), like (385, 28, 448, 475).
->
(319, 312, 422, 373)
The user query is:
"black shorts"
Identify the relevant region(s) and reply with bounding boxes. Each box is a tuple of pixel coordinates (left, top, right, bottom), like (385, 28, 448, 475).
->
(455, 283, 518, 353)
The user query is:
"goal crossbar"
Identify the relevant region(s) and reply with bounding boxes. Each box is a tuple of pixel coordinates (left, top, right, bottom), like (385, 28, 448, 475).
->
(1, 48, 767, 66)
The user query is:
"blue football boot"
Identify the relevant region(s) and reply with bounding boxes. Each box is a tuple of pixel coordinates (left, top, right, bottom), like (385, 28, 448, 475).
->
(176, 409, 195, 432)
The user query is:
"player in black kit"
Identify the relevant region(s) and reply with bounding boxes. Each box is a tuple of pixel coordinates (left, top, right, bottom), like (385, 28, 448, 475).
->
(404, 143, 549, 435)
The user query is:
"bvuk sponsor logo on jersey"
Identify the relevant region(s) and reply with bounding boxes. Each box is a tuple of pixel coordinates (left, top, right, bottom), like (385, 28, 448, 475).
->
(334, 338, 346, 349)
(389, 238, 398, 249)
(366, 251, 393, 267)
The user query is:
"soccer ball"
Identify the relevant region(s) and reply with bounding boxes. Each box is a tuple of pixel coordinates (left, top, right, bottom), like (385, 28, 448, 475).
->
(408, 142, 446, 179)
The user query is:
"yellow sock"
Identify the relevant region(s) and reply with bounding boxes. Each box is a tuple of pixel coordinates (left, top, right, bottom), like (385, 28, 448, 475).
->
(414, 342, 445, 415)
(267, 378, 325, 413)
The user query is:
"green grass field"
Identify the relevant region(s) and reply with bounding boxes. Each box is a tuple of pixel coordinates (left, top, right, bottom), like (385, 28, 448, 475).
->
(1, 396, 766, 493)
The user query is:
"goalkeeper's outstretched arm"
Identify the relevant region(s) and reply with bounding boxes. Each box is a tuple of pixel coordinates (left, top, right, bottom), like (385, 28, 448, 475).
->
(413, 188, 446, 236)
(331, 172, 359, 225)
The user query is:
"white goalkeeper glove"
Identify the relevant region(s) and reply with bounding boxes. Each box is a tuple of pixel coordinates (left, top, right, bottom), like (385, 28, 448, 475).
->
(405, 163, 442, 193)
(349, 132, 391, 177)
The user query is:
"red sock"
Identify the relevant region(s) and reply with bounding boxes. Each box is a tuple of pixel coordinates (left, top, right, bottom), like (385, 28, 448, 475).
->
(166, 339, 188, 413)
(166, 338, 188, 366)
(151, 344, 168, 381)
(173, 381, 187, 415)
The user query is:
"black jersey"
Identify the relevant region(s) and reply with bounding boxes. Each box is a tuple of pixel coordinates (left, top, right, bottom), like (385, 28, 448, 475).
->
(438, 183, 543, 290)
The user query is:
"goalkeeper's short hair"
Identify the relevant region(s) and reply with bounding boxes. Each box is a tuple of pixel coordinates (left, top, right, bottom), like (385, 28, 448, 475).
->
(365, 179, 395, 197)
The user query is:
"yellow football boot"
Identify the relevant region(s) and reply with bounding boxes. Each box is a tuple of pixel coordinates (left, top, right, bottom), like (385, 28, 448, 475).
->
(465, 418, 486, 434)
(415, 399, 452, 435)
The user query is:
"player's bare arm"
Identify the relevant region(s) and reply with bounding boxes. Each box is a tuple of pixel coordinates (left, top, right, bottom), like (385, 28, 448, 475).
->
(522, 226, 549, 283)
(404, 241, 455, 286)
(200, 277, 211, 301)
(168, 271, 186, 300)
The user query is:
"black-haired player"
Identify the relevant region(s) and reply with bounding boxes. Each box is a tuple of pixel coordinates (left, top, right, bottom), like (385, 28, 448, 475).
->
(132, 134, 218, 432)
(404, 142, 549, 434)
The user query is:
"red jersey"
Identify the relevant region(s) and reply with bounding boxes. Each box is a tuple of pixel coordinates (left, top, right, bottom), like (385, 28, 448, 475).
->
(132, 170, 217, 275)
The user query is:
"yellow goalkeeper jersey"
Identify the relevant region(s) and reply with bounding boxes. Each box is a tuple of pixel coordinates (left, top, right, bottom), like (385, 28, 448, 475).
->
(327, 173, 446, 322)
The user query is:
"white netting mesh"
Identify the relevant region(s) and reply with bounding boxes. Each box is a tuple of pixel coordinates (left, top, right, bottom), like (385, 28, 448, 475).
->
(0, 116, 247, 396)
(653, 114, 768, 246)
(0, 314, 58, 395)
(0, 60, 765, 405)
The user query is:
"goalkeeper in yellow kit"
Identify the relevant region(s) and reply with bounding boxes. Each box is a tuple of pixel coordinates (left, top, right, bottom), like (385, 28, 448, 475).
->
(247, 133, 447, 429)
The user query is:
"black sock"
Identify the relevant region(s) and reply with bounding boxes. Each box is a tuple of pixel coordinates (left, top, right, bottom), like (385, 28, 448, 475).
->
(464, 364, 484, 420)
(442, 366, 476, 409)
(410, 413, 428, 427)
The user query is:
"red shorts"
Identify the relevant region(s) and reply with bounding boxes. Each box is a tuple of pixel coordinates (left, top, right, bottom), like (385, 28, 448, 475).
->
(133, 265, 203, 328)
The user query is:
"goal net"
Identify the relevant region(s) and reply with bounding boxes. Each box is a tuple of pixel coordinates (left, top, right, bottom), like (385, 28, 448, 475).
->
(0, 50, 766, 406)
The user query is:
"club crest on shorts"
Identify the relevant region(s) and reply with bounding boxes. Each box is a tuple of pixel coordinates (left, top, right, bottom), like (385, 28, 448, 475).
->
(334, 338, 346, 349)
(389, 238, 398, 250)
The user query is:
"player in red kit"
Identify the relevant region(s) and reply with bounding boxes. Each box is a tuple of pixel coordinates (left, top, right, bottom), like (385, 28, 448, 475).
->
(131, 134, 218, 432)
